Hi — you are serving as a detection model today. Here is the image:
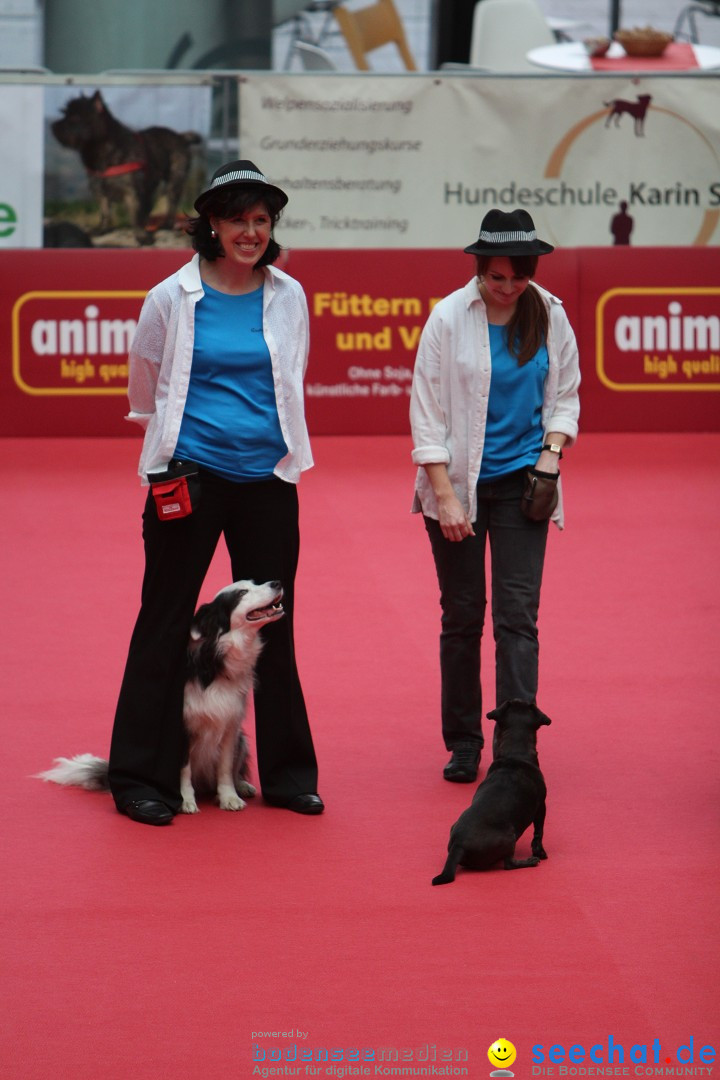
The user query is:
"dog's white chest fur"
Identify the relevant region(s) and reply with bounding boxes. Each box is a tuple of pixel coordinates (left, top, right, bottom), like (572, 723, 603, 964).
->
(184, 631, 261, 733)
(182, 632, 260, 810)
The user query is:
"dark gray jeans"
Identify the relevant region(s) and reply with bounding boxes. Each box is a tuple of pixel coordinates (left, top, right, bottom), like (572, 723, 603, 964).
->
(424, 469, 549, 751)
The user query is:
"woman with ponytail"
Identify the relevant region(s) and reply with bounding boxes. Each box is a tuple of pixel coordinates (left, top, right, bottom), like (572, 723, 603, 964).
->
(410, 208, 580, 783)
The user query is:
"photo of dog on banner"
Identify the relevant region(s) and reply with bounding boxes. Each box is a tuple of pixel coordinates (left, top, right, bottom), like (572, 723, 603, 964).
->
(44, 86, 209, 248)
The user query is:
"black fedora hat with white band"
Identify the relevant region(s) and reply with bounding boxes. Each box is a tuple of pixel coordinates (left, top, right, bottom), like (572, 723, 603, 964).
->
(194, 160, 289, 214)
(464, 208, 554, 257)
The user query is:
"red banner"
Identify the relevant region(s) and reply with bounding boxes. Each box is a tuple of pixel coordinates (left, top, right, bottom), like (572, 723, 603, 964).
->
(1, 248, 717, 436)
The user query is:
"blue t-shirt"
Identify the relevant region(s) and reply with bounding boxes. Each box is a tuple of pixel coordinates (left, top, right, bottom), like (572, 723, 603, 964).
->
(478, 323, 548, 482)
(174, 282, 288, 482)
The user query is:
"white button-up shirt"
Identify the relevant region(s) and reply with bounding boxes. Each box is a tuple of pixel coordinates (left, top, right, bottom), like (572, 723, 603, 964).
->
(410, 277, 580, 528)
(126, 253, 314, 485)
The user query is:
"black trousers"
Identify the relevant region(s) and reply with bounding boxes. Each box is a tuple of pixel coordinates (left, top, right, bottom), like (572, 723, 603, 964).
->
(424, 469, 549, 752)
(108, 470, 318, 812)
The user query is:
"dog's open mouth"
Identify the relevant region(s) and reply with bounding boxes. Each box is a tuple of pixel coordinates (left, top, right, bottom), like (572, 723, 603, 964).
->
(247, 599, 284, 622)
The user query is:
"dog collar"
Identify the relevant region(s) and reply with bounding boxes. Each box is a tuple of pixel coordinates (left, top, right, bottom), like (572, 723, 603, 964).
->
(88, 161, 146, 178)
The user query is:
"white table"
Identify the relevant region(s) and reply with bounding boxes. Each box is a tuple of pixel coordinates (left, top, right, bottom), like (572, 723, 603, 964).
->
(527, 40, 720, 71)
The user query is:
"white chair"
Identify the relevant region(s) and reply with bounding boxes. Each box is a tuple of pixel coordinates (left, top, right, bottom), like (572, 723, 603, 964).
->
(467, 0, 556, 72)
(293, 40, 338, 68)
(278, 1, 342, 69)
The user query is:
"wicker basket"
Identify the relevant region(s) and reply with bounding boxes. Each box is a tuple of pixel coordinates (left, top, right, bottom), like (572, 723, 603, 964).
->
(614, 27, 674, 57)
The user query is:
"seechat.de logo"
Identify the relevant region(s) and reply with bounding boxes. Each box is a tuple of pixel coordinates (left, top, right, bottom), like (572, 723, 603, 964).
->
(531, 1037, 716, 1067)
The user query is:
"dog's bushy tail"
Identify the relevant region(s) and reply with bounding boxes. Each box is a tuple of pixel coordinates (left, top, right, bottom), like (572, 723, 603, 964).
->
(34, 753, 110, 791)
(432, 844, 462, 886)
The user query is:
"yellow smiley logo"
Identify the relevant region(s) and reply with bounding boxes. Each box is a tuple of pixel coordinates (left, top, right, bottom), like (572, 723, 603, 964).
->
(488, 1040, 517, 1069)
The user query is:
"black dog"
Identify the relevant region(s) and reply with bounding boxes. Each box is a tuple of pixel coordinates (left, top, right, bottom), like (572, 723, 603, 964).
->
(432, 700, 551, 885)
(51, 89, 202, 245)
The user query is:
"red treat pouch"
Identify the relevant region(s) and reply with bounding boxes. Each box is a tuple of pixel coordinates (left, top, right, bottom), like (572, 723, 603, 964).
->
(147, 461, 201, 521)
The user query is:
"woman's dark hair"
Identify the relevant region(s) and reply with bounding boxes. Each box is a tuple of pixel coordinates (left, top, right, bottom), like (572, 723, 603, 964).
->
(476, 254, 549, 366)
(186, 185, 285, 266)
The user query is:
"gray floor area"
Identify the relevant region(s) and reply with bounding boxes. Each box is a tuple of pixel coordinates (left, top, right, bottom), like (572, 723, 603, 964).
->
(273, 0, 720, 71)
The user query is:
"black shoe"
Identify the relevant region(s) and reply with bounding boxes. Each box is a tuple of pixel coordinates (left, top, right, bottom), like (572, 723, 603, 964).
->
(121, 799, 174, 826)
(284, 793, 325, 815)
(443, 743, 480, 783)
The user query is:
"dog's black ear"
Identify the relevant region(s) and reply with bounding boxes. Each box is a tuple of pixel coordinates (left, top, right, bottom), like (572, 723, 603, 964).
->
(486, 703, 508, 722)
(488, 699, 551, 726)
(190, 590, 244, 643)
(533, 705, 552, 727)
(188, 599, 227, 688)
(190, 601, 223, 643)
(487, 698, 532, 722)
(188, 589, 249, 688)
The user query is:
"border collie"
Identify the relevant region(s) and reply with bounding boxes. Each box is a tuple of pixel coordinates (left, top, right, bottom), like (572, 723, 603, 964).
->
(36, 580, 284, 814)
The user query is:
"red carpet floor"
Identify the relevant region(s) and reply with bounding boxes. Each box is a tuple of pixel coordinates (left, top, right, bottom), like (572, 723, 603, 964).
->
(1, 434, 718, 1079)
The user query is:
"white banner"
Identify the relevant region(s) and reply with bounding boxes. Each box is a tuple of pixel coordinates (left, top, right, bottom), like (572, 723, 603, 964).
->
(0, 86, 43, 248)
(239, 73, 720, 249)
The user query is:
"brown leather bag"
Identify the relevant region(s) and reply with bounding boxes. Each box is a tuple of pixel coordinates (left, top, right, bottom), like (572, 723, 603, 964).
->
(521, 467, 559, 521)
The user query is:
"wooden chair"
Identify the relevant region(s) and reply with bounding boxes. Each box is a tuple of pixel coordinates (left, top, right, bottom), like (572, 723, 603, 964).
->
(333, 0, 417, 70)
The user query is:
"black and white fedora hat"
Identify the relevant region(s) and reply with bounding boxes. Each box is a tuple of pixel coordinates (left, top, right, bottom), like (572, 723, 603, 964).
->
(194, 159, 288, 214)
(464, 208, 554, 257)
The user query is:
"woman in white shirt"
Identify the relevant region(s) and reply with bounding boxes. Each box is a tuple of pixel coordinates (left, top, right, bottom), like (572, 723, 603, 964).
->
(410, 209, 580, 783)
(108, 161, 323, 824)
